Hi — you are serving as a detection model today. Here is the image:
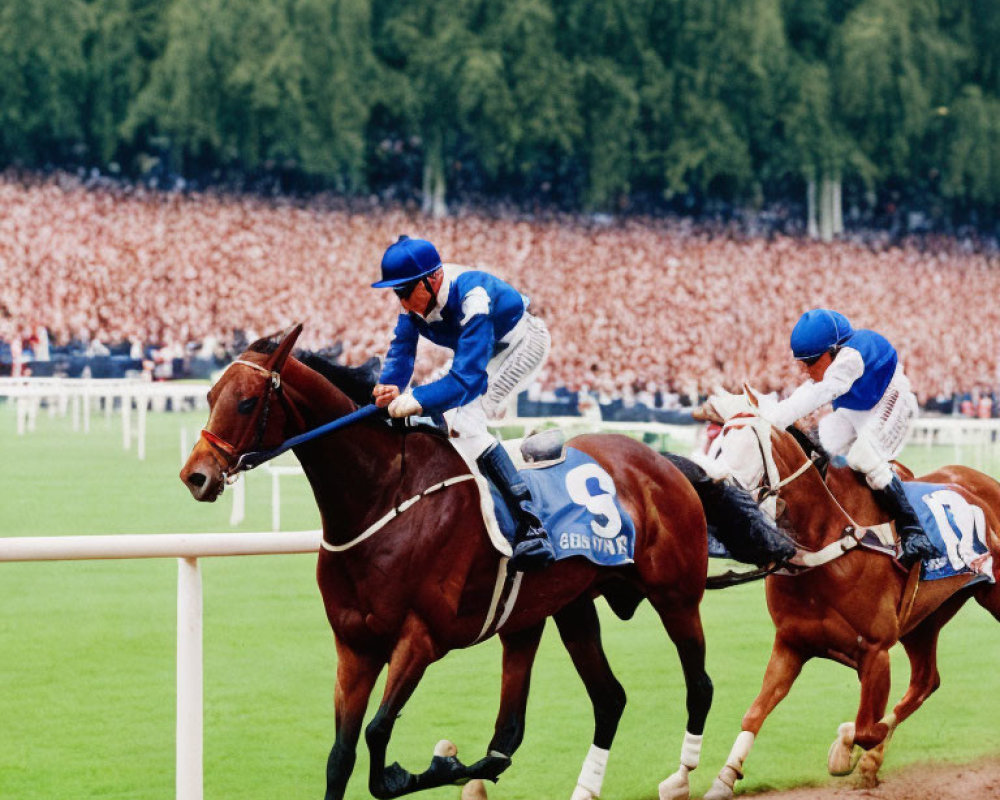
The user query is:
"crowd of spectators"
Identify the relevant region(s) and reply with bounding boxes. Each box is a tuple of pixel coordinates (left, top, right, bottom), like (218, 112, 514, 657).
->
(2, 172, 999, 419)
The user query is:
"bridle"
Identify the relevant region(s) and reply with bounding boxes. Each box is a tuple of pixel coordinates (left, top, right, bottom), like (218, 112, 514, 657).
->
(721, 412, 814, 516)
(200, 358, 303, 481)
(720, 410, 899, 570)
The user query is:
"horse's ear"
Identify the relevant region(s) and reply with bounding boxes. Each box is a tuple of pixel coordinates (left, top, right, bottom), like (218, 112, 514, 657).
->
(743, 382, 760, 408)
(266, 323, 304, 371)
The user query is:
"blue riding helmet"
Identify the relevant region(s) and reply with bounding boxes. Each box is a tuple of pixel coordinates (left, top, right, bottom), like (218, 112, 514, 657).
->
(372, 236, 442, 289)
(790, 309, 854, 360)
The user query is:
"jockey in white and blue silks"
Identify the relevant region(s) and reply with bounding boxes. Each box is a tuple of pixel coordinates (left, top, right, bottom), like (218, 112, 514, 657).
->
(371, 235, 555, 572)
(763, 308, 936, 567)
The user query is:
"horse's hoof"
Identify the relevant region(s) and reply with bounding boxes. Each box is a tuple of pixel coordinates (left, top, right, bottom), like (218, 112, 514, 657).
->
(461, 779, 488, 800)
(827, 722, 861, 776)
(435, 739, 458, 758)
(702, 777, 734, 800)
(659, 767, 690, 800)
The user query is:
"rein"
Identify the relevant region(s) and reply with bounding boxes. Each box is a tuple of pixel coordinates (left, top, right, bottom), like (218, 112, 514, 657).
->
(199, 358, 383, 477)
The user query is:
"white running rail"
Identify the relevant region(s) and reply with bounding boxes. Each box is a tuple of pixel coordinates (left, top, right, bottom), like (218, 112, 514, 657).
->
(0, 530, 323, 800)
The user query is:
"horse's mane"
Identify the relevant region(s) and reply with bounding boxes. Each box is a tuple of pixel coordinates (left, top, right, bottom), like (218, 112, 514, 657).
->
(245, 334, 379, 407)
(784, 424, 830, 478)
(298, 352, 380, 407)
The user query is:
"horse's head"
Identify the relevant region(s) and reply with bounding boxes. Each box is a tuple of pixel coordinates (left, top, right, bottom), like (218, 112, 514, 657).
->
(706, 385, 815, 522)
(180, 323, 305, 501)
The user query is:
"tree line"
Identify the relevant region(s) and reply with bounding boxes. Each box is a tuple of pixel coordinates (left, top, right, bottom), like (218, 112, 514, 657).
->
(2, 0, 998, 228)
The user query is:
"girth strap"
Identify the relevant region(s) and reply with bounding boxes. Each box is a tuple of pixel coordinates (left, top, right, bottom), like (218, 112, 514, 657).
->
(320, 474, 476, 553)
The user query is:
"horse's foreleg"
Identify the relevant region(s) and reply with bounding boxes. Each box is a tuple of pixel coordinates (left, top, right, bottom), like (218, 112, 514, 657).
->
(705, 639, 805, 800)
(325, 643, 384, 800)
(853, 646, 892, 751)
(552, 598, 627, 800)
(826, 645, 891, 786)
(479, 622, 547, 770)
(452, 622, 548, 798)
(656, 606, 713, 800)
(857, 597, 965, 787)
(364, 614, 438, 799)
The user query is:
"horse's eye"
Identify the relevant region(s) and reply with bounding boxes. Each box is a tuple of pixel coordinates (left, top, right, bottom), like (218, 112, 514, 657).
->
(238, 397, 258, 414)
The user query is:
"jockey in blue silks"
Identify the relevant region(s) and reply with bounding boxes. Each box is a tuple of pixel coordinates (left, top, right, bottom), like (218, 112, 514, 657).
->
(371, 235, 555, 572)
(763, 308, 936, 567)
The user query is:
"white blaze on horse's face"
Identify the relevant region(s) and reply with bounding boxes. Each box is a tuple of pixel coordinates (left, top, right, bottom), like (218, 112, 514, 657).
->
(718, 423, 767, 495)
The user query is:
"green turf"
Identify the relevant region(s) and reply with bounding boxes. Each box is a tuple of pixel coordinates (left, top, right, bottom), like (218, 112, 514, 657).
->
(0, 402, 998, 799)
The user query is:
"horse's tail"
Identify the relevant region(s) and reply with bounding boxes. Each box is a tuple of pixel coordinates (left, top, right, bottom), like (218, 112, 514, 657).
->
(661, 452, 796, 566)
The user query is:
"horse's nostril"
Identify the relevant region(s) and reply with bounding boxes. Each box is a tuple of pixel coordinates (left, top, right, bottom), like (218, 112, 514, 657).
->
(187, 472, 207, 488)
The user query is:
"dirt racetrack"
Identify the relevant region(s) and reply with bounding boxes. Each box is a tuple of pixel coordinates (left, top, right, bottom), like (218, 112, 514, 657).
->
(747, 756, 1000, 800)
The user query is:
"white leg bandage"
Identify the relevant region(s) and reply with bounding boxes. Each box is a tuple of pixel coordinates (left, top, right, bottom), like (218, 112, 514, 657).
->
(680, 731, 703, 770)
(575, 745, 609, 797)
(724, 730, 755, 779)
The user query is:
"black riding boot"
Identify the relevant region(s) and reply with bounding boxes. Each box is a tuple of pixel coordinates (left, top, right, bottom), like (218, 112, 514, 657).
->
(874, 476, 938, 567)
(477, 442, 555, 572)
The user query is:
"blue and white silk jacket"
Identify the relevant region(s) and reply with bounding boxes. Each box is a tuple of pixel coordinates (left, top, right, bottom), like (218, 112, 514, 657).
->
(379, 265, 529, 415)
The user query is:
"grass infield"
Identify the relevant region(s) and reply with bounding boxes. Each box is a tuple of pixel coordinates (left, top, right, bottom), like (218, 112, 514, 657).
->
(0, 403, 998, 799)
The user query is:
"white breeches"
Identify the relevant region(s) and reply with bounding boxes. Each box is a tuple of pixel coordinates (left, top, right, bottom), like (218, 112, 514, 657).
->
(817, 368, 918, 490)
(446, 313, 550, 461)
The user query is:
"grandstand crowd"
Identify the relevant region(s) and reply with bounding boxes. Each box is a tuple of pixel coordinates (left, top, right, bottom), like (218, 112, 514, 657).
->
(2, 173, 999, 419)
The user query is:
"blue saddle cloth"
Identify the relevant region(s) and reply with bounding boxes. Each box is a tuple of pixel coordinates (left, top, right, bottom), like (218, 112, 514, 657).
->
(489, 447, 636, 567)
(901, 482, 994, 582)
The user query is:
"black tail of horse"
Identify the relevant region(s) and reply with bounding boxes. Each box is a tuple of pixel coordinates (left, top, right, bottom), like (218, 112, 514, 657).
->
(661, 452, 795, 568)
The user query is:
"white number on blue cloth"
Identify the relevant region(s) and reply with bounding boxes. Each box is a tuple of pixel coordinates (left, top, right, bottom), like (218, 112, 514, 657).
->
(565, 464, 623, 539)
(920, 489, 981, 570)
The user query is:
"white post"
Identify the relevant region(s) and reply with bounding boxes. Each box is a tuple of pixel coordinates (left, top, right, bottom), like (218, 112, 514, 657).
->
(71, 393, 80, 431)
(16, 395, 26, 435)
(123, 390, 132, 451)
(229, 476, 245, 526)
(137, 395, 147, 461)
(271, 470, 281, 532)
(176, 557, 203, 800)
(83, 385, 91, 434)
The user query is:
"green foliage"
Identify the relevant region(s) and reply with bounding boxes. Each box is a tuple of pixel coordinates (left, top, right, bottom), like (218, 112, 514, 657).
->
(0, 0, 88, 163)
(0, 0, 998, 214)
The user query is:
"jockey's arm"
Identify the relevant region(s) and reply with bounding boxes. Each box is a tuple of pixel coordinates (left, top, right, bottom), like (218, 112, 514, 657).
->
(766, 347, 864, 429)
(412, 290, 493, 416)
(377, 313, 419, 395)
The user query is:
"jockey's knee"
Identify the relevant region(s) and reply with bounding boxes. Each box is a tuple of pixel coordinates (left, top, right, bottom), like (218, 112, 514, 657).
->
(817, 411, 856, 456)
(846, 436, 893, 490)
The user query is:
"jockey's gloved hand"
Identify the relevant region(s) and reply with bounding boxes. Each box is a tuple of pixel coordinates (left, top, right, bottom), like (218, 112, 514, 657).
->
(388, 392, 422, 419)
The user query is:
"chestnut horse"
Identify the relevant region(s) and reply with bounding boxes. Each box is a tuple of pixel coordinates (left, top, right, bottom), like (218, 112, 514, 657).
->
(699, 392, 1000, 799)
(179, 325, 714, 800)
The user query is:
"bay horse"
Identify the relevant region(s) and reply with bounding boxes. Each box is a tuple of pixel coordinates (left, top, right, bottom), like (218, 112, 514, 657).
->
(179, 324, 715, 800)
(698, 390, 1000, 799)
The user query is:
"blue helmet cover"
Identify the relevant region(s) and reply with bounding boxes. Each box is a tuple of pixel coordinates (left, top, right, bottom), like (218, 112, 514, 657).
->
(372, 235, 443, 288)
(790, 308, 854, 359)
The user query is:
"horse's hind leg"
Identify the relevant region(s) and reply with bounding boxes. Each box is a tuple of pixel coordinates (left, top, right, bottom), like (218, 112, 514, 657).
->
(325, 643, 384, 800)
(552, 596, 627, 800)
(651, 600, 714, 800)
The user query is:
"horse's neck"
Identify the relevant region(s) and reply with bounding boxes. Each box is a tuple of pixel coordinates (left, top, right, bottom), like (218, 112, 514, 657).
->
(280, 360, 464, 547)
(777, 447, 858, 550)
(825, 466, 890, 526)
